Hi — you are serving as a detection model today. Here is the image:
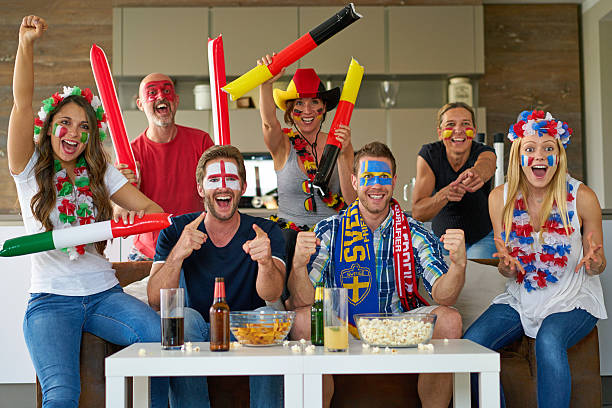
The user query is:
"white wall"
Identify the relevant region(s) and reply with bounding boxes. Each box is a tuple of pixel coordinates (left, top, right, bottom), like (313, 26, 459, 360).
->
(582, 0, 612, 207)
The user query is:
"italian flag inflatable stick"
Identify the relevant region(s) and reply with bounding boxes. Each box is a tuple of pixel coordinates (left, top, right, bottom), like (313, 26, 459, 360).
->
(0, 213, 171, 257)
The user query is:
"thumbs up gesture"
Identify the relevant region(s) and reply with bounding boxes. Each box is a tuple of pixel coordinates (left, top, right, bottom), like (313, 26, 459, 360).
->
(243, 224, 272, 266)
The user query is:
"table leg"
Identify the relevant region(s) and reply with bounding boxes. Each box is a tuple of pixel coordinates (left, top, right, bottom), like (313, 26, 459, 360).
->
(284, 374, 303, 408)
(479, 371, 500, 408)
(303, 374, 322, 408)
(453, 372, 470, 408)
(106, 376, 125, 408)
(133, 376, 149, 408)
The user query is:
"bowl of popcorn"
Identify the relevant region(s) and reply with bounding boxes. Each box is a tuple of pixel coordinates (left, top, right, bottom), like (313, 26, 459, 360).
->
(230, 311, 295, 346)
(354, 313, 437, 347)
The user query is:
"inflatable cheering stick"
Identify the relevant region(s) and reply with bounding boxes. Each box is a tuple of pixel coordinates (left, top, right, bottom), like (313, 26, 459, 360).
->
(90, 44, 139, 185)
(312, 58, 364, 196)
(208, 35, 231, 145)
(222, 3, 361, 100)
(0, 213, 171, 257)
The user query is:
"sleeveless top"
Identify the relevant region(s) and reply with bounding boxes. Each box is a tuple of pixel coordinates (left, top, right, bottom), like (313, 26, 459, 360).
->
(418, 141, 494, 244)
(276, 145, 342, 227)
(493, 175, 607, 337)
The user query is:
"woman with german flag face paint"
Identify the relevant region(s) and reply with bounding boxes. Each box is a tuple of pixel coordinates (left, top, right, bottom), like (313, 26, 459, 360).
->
(412, 102, 498, 259)
(258, 57, 357, 232)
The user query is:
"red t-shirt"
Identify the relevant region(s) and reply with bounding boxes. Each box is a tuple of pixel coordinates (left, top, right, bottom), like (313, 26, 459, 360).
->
(131, 124, 214, 258)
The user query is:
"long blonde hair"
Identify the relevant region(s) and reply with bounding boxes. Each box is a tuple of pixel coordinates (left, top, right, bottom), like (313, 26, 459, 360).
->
(502, 137, 570, 243)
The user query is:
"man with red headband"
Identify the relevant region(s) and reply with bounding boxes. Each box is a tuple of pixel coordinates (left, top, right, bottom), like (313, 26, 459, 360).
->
(116, 73, 214, 260)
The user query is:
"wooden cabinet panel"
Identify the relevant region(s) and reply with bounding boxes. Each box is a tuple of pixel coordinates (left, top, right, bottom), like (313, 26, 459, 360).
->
(298, 7, 385, 74)
(212, 7, 297, 76)
(388, 6, 483, 75)
(120, 7, 209, 76)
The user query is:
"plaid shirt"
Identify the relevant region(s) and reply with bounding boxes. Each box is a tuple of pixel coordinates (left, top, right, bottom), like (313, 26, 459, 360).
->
(308, 208, 448, 313)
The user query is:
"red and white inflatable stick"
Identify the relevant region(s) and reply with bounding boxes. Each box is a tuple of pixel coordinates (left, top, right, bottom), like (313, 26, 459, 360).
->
(208, 35, 231, 146)
(90, 44, 139, 184)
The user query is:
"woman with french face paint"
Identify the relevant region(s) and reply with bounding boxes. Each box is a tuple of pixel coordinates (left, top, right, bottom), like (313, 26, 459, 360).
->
(463, 110, 607, 408)
(8, 16, 168, 407)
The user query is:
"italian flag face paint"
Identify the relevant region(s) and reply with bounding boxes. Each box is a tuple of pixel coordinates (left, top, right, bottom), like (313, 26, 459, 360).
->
(53, 123, 68, 138)
(81, 132, 89, 144)
(205, 160, 241, 190)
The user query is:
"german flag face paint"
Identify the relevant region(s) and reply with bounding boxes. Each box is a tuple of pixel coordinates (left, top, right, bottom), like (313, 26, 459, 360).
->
(359, 160, 393, 186)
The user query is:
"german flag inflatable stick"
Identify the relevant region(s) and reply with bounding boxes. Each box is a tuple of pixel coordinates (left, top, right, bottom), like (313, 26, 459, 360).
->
(312, 58, 364, 196)
(222, 3, 361, 100)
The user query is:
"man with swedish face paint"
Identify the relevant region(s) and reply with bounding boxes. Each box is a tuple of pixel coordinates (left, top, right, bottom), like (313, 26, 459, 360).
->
(413, 102, 497, 259)
(288, 142, 468, 408)
(115, 73, 214, 261)
(148, 145, 287, 408)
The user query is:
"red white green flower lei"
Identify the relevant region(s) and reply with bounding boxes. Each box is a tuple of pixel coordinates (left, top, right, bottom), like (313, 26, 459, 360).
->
(54, 156, 95, 260)
(284, 128, 345, 213)
(34, 86, 108, 143)
(501, 182, 576, 292)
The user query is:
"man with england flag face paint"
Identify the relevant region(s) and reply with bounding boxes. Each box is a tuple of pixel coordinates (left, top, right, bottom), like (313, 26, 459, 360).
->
(288, 142, 468, 408)
(148, 145, 287, 408)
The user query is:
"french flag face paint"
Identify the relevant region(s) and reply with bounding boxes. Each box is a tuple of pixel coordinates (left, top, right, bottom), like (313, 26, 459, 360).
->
(547, 154, 557, 167)
(359, 160, 393, 186)
(143, 80, 176, 103)
(53, 123, 68, 139)
(205, 160, 241, 191)
(521, 155, 535, 167)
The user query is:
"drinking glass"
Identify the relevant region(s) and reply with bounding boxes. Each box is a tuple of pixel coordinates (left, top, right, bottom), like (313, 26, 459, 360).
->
(160, 288, 184, 350)
(323, 287, 348, 352)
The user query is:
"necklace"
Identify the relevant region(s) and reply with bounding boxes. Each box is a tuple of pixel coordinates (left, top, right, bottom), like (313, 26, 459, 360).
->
(284, 128, 345, 213)
(53, 156, 95, 260)
(502, 181, 576, 292)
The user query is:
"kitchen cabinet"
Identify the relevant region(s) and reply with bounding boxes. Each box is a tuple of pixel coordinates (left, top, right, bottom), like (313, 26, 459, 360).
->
(117, 7, 209, 76)
(298, 7, 385, 74)
(211, 7, 298, 76)
(388, 6, 484, 75)
(123, 110, 210, 143)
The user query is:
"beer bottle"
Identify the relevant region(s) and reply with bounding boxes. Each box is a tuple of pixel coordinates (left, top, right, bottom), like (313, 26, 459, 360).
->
(210, 277, 230, 351)
(311, 282, 324, 346)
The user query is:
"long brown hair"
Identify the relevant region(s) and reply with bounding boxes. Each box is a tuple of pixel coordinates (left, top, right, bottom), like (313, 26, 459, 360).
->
(30, 95, 113, 255)
(502, 137, 570, 243)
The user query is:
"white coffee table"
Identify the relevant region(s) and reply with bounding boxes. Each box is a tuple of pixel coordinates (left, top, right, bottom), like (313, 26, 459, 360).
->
(302, 339, 500, 408)
(105, 342, 304, 408)
(105, 339, 499, 408)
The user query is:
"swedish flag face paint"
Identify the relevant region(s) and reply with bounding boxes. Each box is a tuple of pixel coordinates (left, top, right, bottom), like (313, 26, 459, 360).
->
(359, 160, 392, 186)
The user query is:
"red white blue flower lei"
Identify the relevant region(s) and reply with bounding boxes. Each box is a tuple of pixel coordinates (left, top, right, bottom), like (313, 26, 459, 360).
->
(507, 110, 572, 149)
(501, 182, 576, 292)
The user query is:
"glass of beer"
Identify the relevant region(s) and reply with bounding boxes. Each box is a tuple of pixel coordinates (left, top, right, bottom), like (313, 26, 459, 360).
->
(160, 288, 184, 350)
(323, 287, 348, 352)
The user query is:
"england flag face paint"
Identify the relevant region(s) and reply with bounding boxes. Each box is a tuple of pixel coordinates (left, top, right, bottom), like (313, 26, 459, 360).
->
(205, 160, 241, 190)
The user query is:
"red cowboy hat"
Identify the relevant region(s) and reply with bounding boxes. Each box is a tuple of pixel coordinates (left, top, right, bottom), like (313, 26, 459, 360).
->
(273, 69, 340, 112)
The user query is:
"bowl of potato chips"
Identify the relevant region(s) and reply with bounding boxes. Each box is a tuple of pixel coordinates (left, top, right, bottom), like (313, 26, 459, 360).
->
(230, 311, 295, 346)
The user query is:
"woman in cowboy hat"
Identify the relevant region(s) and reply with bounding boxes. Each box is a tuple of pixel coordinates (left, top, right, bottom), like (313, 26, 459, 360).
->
(258, 55, 357, 231)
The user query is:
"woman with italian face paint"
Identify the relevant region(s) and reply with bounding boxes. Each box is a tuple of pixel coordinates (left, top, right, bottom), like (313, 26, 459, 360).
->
(463, 110, 607, 408)
(258, 55, 357, 231)
(9, 16, 169, 407)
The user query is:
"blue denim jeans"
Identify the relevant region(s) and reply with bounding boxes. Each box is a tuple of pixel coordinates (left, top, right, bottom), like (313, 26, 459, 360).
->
(23, 285, 169, 408)
(463, 303, 598, 408)
(169, 307, 284, 408)
(466, 230, 496, 259)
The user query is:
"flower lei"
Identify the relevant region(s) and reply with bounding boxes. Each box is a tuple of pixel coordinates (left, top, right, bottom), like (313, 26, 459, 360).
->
(34, 86, 108, 143)
(507, 110, 572, 149)
(269, 215, 311, 232)
(54, 156, 96, 260)
(284, 128, 345, 212)
(501, 182, 576, 292)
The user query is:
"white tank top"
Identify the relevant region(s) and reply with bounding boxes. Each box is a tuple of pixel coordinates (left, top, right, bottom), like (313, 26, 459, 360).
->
(493, 175, 607, 337)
